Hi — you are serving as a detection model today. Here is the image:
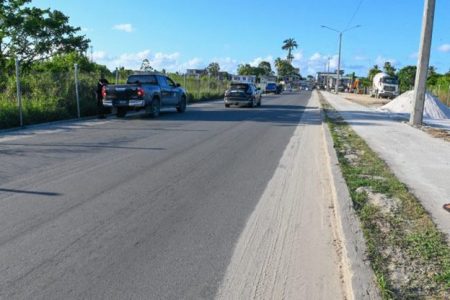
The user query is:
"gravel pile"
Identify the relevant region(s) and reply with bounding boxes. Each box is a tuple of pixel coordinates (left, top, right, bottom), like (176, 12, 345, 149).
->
(379, 90, 450, 119)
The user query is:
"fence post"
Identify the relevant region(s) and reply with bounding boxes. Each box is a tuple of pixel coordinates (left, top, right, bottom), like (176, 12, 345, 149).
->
(15, 58, 23, 127)
(74, 63, 80, 118)
(207, 74, 210, 95)
(197, 76, 200, 99)
(447, 85, 450, 107)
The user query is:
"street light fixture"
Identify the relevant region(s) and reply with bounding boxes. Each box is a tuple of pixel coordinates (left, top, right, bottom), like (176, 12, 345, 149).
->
(321, 25, 361, 93)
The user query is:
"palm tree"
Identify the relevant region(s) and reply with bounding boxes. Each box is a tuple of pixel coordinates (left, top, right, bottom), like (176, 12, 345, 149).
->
(282, 38, 298, 63)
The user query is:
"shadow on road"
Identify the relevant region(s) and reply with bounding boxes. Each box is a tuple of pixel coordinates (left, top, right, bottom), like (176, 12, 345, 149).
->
(0, 188, 61, 196)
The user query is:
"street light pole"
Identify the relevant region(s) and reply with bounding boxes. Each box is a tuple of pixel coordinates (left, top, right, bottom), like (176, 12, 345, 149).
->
(410, 0, 436, 126)
(321, 25, 360, 94)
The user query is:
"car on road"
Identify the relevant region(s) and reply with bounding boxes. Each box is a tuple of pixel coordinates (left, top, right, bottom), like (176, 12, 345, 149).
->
(102, 72, 187, 118)
(264, 82, 278, 94)
(224, 83, 261, 108)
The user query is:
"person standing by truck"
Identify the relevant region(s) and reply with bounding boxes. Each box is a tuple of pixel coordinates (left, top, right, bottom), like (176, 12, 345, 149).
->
(96, 77, 109, 118)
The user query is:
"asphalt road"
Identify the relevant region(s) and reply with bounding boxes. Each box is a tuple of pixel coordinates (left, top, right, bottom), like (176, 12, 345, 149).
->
(0, 92, 345, 299)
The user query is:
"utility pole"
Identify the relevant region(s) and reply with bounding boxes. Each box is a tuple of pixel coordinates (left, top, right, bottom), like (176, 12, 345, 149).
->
(410, 0, 435, 126)
(336, 33, 342, 94)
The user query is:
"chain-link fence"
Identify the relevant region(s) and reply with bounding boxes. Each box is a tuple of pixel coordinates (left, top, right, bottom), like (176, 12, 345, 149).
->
(0, 62, 230, 130)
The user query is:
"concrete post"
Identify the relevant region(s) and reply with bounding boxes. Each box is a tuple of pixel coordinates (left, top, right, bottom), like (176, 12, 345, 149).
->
(447, 85, 450, 107)
(336, 33, 342, 94)
(74, 64, 80, 119)
(15, 58, 23, 127)
(410, 0, 436, 125)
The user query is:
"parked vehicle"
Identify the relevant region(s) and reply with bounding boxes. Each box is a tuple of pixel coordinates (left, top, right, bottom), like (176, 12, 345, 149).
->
(265, 82, 278, 94)
(102, 72, 187, 118)
(276, 84, 283, 94)
(370, 73, 399, 99)
(224, 83, 261, 108)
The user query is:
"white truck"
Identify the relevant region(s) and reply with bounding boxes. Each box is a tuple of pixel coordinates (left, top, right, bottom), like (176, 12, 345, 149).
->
(370, 72, 399, 99)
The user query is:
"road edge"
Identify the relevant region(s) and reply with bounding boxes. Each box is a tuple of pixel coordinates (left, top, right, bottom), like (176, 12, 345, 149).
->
(319, 92, 381, 300)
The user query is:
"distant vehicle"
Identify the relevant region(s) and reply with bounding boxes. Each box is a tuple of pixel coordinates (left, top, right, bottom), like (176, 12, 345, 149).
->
(265, 82, 278, 94)
(224, 83, 261, 108)
(370, 73, 399, 99)
(102, 72, 187, 118)
(276, 84, 283, 94)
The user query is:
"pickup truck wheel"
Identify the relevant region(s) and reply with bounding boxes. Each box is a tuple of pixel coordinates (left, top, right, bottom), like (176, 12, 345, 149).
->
(177, 97, 186, 113)
(147, 98, 160, 118)
(225, 104, 230, 108)
(117, 107, 127, 118)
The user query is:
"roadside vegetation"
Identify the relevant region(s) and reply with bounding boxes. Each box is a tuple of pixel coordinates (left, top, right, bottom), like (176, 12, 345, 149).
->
(319, 93, 450, 299)
(355, 63, 450, 107)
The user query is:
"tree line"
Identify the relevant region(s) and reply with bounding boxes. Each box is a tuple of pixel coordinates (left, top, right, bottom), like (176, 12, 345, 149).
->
(362, 62, 450, 93)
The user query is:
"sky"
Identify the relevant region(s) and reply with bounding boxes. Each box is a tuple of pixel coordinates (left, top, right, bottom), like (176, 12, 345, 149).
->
(32, 0, 450, 76)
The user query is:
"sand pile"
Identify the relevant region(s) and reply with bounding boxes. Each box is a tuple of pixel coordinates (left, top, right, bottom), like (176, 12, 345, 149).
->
(379, 90, 450, 119)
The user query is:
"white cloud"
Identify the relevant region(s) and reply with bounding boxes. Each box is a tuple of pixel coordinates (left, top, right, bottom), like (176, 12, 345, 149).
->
(438, 44, 450, 53)
(249, 55, 274, 67)
(309, 52, 322, 61)
(93, 50, 203, 73)
(375, 55, 397, 66)
(92, 51, 107, 61)
(409, 52, 418, 59)
(214, 57, 239, 73)
(179, 58, 203, 70)
(113, 23, 134, 33)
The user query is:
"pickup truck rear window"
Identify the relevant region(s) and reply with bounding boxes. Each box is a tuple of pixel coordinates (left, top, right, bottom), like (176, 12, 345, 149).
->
(127, 75, 158, 85)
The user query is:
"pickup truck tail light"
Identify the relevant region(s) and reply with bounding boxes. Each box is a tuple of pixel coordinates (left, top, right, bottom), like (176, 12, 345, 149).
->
(101, 86, 107, 98)
(137, 87, 144, 98)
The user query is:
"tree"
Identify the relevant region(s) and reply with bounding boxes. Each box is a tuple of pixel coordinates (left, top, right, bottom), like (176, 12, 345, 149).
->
(426, 65, 441, 86)
(0, 0, 90, 69)
(140, 59, 153, 71)
(237, 64, 265, 77)
(257, 61, 273, 76)
(282, 38, 298, 63)
(274, 58, 297, 77)
(206, 62, 220, 77)
(31, 51, 103, 73)
(368, 65, 382, 81)
(397, 65, 416, 92)
(383, 62, 396, 76)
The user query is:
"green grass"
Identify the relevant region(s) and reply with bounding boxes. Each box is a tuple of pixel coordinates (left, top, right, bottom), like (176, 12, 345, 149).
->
(320, 94, 450, 299)
(0, 71, 229, 130)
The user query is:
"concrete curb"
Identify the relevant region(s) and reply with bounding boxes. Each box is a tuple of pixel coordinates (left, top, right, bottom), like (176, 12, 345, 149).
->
(319, 94, 381, 299)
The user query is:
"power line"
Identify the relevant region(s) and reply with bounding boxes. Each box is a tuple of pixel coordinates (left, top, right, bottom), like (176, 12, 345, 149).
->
(345, 0, 365, 31)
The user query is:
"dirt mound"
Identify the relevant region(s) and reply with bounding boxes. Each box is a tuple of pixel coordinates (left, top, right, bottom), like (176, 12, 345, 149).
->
(379, 90, 450, 119)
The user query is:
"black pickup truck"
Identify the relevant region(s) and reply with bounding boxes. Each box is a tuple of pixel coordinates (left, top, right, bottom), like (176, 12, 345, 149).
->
(102, 72, 187, 118)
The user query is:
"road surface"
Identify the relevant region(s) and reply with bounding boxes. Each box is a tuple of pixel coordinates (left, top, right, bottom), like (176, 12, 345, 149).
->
(0, 92, 347, 299)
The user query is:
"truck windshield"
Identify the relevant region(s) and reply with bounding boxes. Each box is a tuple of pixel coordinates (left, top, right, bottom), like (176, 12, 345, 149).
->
(127, 75, 158, 85)
(382, 77, 398, 84)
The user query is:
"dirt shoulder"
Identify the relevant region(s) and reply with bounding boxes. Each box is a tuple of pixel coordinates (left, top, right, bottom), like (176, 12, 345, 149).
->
(340, 93, 391, 108)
